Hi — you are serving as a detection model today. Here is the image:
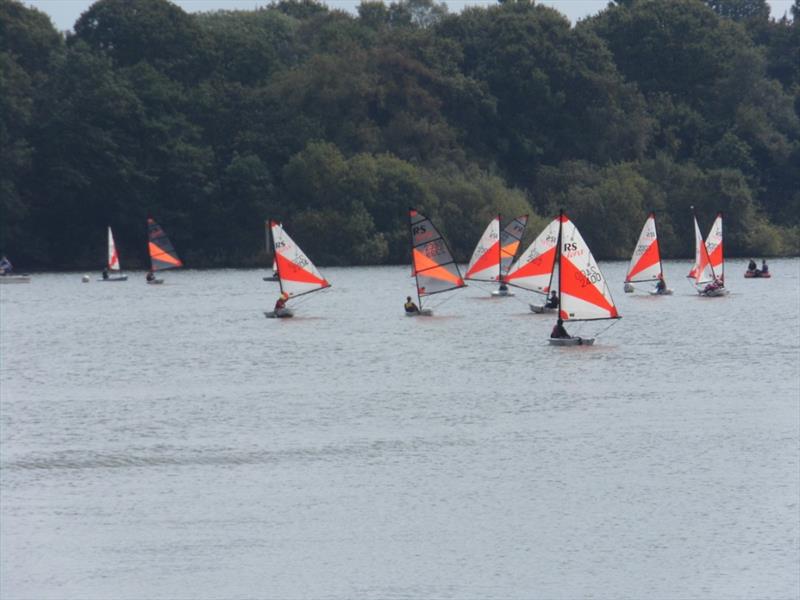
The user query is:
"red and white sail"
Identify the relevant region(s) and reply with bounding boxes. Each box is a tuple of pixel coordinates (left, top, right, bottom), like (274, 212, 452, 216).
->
(558, 214, 619, 321)
(499, 215, 528, 277)
(409, 209, 465, 302)
(624, 213, 661, 283)
(271, 220, 330, 298)
(107, 227, 121, 272)
(504, 217, 559, 295)
(687, 215, 705, 280)
(465, 217, 500, 282)
(704, 212, 724, 282)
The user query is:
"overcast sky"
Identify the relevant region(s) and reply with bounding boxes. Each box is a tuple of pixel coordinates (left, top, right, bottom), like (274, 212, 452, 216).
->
(24, 0, 796, 32)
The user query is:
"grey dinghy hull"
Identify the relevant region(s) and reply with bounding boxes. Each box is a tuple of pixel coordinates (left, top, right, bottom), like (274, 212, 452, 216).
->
(548, 337, 595, 346)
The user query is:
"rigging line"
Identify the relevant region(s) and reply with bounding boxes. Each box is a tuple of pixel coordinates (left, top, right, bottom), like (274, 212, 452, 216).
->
(594, 318, 621, 339)
(427, 291, 458, 311)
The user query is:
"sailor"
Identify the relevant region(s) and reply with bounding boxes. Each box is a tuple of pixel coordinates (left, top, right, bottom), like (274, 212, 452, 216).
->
(275, 291, 289, 312)
(146, 270, 155, 282)
(761, 259, 769, 274)
(498, 282, 509, 292)
(550, 318, 571, 339)
(102, 268, 109, 280)
(545, 290, 558, 308)
(404, 296, 420, 314)
(655, 274, 667, 293)
(748, 258, 757, 272)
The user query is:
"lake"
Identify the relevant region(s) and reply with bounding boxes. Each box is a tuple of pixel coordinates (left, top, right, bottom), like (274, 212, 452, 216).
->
(1, 259, 798, 599)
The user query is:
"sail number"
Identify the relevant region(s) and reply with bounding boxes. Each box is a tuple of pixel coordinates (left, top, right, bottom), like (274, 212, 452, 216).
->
(574, 266, 601, 287)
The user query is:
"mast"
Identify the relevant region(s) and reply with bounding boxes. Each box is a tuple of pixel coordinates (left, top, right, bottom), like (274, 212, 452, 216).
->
(270, 220, 285, 297)
(653, 212, 664, 281)
(718, 211, 724, 282)
(556, 208, 564, 319)
(497, 213, 502, 282)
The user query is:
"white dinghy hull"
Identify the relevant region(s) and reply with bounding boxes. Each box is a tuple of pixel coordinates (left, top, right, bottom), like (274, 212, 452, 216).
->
(405, 308, 434, 317)
(491, 289, 514, 297)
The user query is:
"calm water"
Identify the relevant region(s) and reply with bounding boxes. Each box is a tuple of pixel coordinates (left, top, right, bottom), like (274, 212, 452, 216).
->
(2, 259, 799, 599)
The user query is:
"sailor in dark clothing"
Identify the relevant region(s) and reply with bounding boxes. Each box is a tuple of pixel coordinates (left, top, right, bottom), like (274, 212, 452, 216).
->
(404, 296, 419, 314)
(748, 259, 757, 272)
(146, 270, 156, 282)
(545, 290, 558, 308)
(550, 318, 570, 339)
(655, 274, 667, 293)
(102, 268, 109, 280)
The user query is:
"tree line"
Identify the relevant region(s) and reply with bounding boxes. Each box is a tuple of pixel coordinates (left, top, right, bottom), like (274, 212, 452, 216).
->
(1, 0, 798, 269)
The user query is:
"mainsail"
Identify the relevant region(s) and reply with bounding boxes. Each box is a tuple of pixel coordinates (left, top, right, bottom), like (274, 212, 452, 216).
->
(107, 227, 121, 272)
(557, 213, 619, 322)
(624, 212, 662, 284)
(499, 215, 528, 278)
(504, 217, 560, 295)
(705, 212, 724, 282)
(147, 218, 183, 272)
(409, 208, 465, 307)
(688, 213, 705, 280)
(465, 217, 500, 282)
(271, 220, 330, 298)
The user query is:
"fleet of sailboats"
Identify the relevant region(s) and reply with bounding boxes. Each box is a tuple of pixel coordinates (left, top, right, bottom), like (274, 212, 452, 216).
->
(4, 207, 746, 343)
(264, 220, 330, 318)
(408, 208, 465, 316)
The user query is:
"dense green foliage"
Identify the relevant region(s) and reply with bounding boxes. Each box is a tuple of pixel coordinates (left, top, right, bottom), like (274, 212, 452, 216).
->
(1, 0, 798, 269)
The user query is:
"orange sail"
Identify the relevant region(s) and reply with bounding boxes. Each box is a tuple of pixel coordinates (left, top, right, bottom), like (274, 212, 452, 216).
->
(409, 208, 465, 309)
(147, 218, 183, 272)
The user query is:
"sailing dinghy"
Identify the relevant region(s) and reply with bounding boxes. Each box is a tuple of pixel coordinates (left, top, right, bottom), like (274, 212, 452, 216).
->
(407, 208, 466, 316)
(623, 212, 670, 295)
(99, 227, 128, 281)
(262, 220, 279, 281)
(548, 211, 620, 346)
(464, 215, 528, 296)
(264, 220, 330, 318)
(147, 218, 183, 284)
(689, 210, 728, 296)
(504, 217, 560, 312)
